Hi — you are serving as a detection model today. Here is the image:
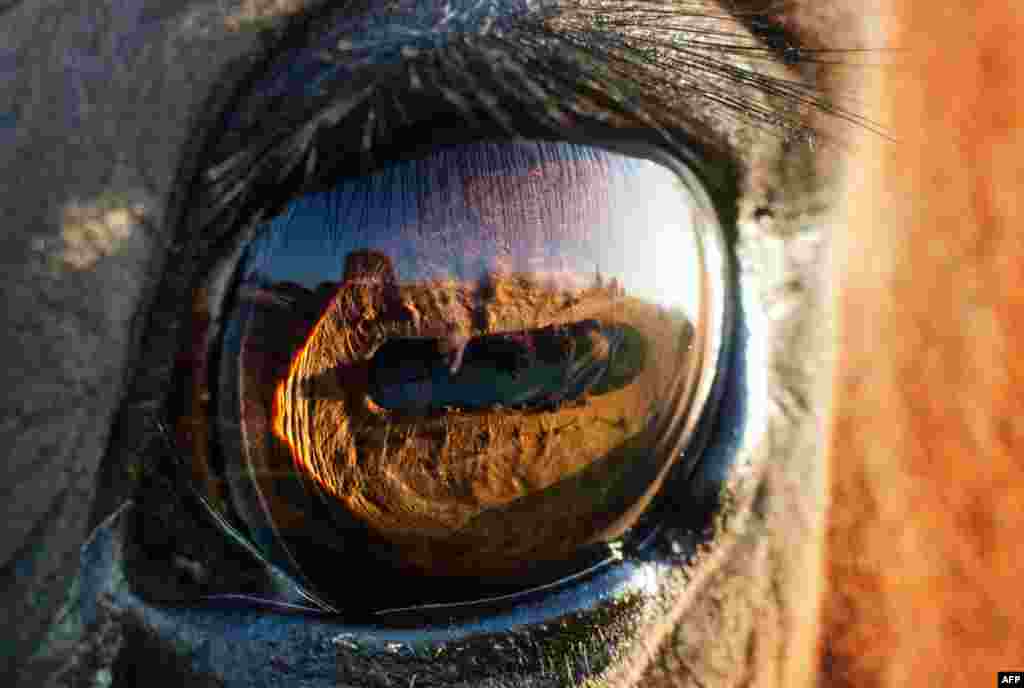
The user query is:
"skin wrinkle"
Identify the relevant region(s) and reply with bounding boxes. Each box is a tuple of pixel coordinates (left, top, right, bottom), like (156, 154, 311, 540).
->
(2, 1, 841, 686)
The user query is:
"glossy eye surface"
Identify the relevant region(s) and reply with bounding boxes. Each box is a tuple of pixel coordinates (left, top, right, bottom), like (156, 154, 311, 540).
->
(178, 139, 726, 611)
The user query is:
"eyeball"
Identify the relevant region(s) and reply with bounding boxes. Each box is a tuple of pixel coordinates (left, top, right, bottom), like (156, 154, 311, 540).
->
(177, 139, 727, 611)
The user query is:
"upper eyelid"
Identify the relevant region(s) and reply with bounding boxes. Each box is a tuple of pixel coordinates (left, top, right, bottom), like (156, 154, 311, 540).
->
(194, 0, 823, 223)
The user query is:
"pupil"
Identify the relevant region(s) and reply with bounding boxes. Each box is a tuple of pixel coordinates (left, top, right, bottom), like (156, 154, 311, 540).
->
(192, 140, 713, 601)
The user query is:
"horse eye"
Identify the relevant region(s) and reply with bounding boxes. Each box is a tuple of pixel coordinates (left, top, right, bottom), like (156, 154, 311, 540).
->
(175, 138, 726, 613)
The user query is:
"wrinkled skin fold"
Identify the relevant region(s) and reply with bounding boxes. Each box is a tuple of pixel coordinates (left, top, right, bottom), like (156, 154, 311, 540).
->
(2, 1, 1023, 687)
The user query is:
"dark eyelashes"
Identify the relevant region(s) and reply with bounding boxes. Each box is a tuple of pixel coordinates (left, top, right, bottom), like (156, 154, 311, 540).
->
(521, 6, 869, 138)
(546, 25, 870, 136)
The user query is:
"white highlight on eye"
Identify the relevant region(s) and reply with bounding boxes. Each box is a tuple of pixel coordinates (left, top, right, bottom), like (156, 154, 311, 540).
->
(599, 159, 703, 322)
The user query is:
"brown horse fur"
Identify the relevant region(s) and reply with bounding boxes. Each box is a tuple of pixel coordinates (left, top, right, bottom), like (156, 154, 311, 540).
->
(823, 1, 1024, 684)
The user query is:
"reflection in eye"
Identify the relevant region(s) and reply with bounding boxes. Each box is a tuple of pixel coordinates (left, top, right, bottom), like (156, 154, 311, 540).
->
(177, 140, 723, 611)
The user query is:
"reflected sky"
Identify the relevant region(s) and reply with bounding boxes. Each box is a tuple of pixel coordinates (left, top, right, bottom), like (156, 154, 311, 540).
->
(242, 141, 702, 320)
